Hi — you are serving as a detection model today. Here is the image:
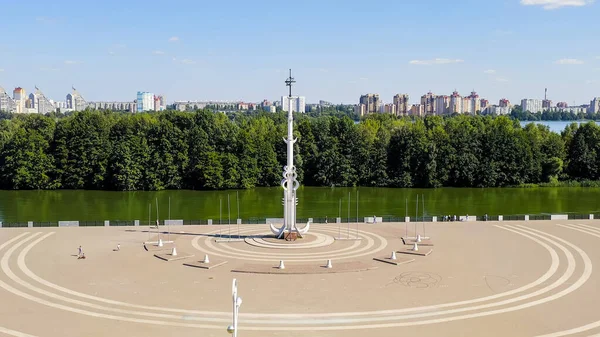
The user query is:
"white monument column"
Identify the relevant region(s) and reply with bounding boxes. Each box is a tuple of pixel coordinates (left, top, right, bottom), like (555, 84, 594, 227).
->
(270, 69, 310, 240)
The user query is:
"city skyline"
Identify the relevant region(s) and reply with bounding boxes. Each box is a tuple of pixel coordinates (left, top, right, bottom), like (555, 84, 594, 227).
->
(0, 0, 598, 105)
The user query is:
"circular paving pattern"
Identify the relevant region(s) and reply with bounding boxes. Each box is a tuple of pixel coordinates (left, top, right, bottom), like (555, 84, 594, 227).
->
(192, 225, 388, 262)
(244, 232, 335, 249)
(1, 222, 600, 336)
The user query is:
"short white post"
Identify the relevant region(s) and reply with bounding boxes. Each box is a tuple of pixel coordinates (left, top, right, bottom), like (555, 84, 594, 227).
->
(390, 251, 397, 260)
(498, 215, 503, 221)
(325, 259, 332, 269)
(278, 260, 285, 269)
(28, 221, 33, 228)
(524, 215, 529, 221)
(104, 220, 109, 227)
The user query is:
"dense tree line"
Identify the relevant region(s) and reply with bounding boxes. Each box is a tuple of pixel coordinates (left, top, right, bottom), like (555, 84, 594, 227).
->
(0, 110, 598, 190)
(510, 106, 600, 121)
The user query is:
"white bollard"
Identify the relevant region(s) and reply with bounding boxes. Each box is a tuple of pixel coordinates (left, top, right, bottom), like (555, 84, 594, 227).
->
(278, 260, 285, 269)
(116, 244, 120, 251)
(390, 251, 397, 260)
(171, 247, 178, 256)
(158, 239, 164, 247)
(412, 242, 419, 252)
(325, 259, 333, 269)
(202, 254, 210, 264)
(416, 234, 422, 243)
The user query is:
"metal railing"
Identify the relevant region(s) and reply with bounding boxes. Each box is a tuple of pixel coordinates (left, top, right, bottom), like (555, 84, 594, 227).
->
(0, 213, 597, 229)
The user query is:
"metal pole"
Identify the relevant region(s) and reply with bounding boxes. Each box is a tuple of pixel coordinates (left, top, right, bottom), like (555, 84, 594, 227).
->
(228, 194, 231, 239)
(338, 198, 341, 239)
(415, 194, 419, 238)
(156, 198, 159, 241)
(219, 197, 222, 238)
(168, 196, 171, 243)
(237, 191, 240, 239)
(405, 198, 408, 238)
(347, 192, 350, 239)
(148, 203, 151, 241)
(356, 190, 359, 239)
(422, 194, 426, 237)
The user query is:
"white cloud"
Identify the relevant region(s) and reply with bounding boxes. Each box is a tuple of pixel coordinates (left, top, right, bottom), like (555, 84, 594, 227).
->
(409, 58, 464, 65)
(108, 51, 115, 55)
(152, 50, 165, 55)
(586, 79, 598, 84)
(555, 58, 584, 65)
(484, 69, 497, 74)
(496, 77, 510, 82)
(64, 60, 82, 65)
(40, 67, 59, 72)
(359, 77, 368, 81)
(168, 36, 179, 42)
(180, 59, 196, 65)
(520, 0, 594, 10)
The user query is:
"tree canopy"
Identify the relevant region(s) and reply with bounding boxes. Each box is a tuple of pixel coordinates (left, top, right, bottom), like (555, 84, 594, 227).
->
(0, 110, 595, 190)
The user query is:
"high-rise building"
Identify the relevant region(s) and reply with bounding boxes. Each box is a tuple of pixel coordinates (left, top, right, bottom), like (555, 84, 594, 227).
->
(281, 96, 306, 113)
(359, 94, 380, 114)
(66, 87, 87, 111)
(136, 92, 154, 112)
(486, 105, 511, 115)
(0, 87, 15, 113)
(542, 100, 553, 109)
(393, 94, 409, 115)
(450, 91, 462, 114)
(557, 102, 569, 108)
(480, 99, 489, 110)
(521, 99, 543, 113)
(153, 95, 166, 111)
(589, 98, 600, 113)
(462, 97, 471, 114)
(466, 91, 480, 115)
(13, 87, 26, 114)
(410, 104, 424, 117)
(29, 87, 55, 114)
(499, 98, 511, 107)
(355, 104, 366, 116)
(383, 103, 396, 114)
(420, 92, 436, 115)
(435, 95, 450, 115)
(542, 88, 552, 110)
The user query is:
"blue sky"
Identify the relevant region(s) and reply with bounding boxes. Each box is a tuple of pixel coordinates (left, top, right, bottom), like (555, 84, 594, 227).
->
(0, 0, 598, 105)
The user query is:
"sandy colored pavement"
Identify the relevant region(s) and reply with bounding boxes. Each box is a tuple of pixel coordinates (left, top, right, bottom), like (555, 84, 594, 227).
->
(1, 220, 600, 337)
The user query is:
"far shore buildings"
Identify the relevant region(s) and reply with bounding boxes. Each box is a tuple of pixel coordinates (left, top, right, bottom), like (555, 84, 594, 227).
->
(281, 95, 306, 113)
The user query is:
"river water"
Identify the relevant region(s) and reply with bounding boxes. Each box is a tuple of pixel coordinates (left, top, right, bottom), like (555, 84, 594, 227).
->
(519, 120, 589, 133)
(1, 187, 598, 222)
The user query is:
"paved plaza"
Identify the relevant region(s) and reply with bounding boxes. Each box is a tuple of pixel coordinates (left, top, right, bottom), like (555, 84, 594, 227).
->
(1, 220, 600, 336)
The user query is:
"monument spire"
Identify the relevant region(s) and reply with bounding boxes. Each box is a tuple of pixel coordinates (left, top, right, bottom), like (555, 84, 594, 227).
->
(270, 69, 310, 240)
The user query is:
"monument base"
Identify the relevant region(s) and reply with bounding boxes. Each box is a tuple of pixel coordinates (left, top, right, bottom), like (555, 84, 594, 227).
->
(284, 232, 299, 241)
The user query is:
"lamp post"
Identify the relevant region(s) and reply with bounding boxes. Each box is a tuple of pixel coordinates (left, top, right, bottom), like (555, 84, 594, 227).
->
(227, 279, 242, 337)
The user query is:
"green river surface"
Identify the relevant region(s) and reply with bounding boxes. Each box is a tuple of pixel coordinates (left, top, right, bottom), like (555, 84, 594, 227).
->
(1, 187, 599, 223)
